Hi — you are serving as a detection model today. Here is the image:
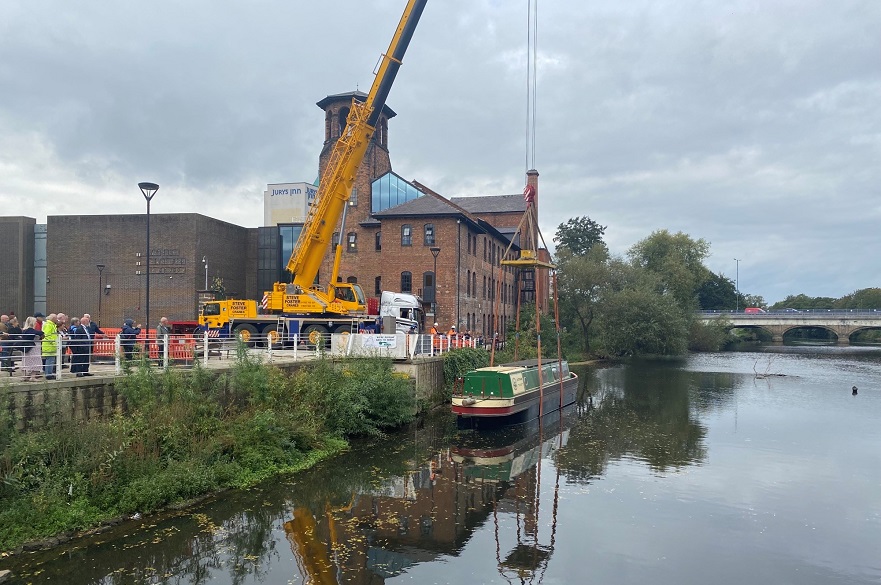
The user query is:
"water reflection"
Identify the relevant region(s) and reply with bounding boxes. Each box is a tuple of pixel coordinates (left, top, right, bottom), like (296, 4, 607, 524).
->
(7, 362, 706, 585)
(562, 363, 710, 476)
(9, 353, 878, 584)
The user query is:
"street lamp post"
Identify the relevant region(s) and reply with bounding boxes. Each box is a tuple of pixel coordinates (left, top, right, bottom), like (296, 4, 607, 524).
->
(734, 258, 741, 312)
(139, 182, 159, 344)
(96, 264, 105, 325)
(430, 246, 441, 317)
(202, 256, 208, 289)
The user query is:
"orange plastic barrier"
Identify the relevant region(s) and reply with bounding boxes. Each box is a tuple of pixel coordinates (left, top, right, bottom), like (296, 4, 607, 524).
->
(89, 328, 199, 361)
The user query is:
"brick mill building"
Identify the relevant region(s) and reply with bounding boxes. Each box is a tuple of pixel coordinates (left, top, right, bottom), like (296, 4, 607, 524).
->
(2, 91, 550, 335)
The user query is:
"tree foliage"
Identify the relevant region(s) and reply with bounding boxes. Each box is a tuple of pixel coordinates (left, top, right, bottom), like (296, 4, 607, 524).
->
(597, 286, 689, 357)
(554, 216, 607, 256)
(770, 293, 834, 310)
(627, 230, 710, 308)
(836, 288, 881, 308)
(696, 270, 737, 310)
(552, 216, 611, 355)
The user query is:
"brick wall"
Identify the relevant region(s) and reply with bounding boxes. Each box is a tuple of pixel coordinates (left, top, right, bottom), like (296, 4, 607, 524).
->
(47, 214, 253, 326)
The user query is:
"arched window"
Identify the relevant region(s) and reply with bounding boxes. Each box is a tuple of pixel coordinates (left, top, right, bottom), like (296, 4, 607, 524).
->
(338, 107, 349, 138)
(473, 272, 477, 297)
(401, 224, 412, 246)
(346, 276, 357, 283)
(325, 110, 332, 142)
(401, 271, 412, 293)
(347, 232, 357, 252)
(374, 275, 382, 295)
(375, 231, 381, 251)
(331, 232, 340, 250)
(424, 223, 435, 245)
(466, 270, 471, 296)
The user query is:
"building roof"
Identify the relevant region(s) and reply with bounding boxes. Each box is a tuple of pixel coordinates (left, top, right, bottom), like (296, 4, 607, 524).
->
(316, 90, 397, 119)
(372, 194, 461, 218)
(373, 189, 520, 249)
(450, 194, 526, 214)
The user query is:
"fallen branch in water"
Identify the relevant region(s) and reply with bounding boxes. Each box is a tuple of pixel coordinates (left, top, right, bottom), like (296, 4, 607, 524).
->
(754, 356, 786, 379)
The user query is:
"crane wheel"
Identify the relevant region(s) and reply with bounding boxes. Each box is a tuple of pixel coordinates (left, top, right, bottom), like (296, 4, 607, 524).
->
(302, 325, 328, 348)
(265, 327, 282, 347)
(233, 324, 258, 346)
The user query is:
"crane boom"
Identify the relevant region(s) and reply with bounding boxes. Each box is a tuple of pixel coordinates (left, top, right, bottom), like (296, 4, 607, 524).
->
(286, 0, 428, 289)
(199, 0, 429, 341)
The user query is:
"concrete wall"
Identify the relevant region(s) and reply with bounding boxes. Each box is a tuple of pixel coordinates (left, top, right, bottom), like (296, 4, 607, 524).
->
(46, 214, 255, 325)
(2, 356, 446, 430)
(0, 216, 36, 319)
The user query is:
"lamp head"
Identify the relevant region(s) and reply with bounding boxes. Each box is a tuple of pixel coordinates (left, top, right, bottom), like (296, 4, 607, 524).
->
(138, 182, 159, 201)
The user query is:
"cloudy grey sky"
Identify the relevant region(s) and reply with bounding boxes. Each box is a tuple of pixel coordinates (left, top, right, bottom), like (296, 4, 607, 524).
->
(1, 0, 878, 304)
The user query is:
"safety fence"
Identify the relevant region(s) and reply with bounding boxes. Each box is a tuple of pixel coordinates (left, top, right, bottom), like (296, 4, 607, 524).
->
(0, 332, 491, 384)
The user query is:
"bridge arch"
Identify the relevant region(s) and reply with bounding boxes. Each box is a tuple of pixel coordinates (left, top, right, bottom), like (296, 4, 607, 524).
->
(780, 325, 839, 344)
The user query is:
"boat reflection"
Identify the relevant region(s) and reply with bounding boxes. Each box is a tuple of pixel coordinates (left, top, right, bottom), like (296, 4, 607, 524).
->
(283, 407, 583, 583)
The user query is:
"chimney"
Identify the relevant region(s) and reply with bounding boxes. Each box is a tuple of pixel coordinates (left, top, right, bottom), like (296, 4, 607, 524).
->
(526, 169, 539, 219)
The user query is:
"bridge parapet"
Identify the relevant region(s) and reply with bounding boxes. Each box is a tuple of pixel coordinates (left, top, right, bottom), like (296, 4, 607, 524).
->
(696, 310, 881, 345)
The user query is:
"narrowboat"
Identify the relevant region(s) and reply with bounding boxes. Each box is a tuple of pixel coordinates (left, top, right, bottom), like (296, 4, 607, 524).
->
(451, 359, 579, 425)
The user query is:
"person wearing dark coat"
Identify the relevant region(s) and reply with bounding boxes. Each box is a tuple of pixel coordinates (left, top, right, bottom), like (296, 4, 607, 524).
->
(1, 317, 23, 372)
(120, 318, 142, 361)
(68, 318, 89, 376)
(79, 315, 102, 374)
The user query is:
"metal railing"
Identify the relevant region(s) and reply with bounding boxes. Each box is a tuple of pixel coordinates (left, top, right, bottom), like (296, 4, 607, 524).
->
(0, 332, 497, 384)
(698, 309, 881, 318)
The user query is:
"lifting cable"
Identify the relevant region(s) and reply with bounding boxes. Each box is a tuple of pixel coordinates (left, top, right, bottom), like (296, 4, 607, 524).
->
(525, 0, 538, 173)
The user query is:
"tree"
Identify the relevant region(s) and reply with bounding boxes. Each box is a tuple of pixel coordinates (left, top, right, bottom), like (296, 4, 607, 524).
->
(211, 276, 227, 300)
(696, 270, 736, 310)
(596, 286, 689, 356)
(627, 230, 710, 309)
(554, 216, 607, 256)
(741, 294, 767, 309)
(555, 245, 610, 353)
(835, 288, 881, 309)
(770, 294, 828, 310)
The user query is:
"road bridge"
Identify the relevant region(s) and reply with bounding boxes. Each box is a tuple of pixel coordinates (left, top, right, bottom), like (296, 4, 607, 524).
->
(697, 310, 881, 345)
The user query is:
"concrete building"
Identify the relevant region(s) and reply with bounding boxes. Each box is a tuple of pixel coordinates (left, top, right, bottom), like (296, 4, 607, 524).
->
(0, 216, 36, 319)
(45, 214, 257, 326)
(263, 182, 317, 226)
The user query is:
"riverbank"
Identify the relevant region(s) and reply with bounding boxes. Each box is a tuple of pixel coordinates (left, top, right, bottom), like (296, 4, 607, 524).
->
(0, 352, 416, 554)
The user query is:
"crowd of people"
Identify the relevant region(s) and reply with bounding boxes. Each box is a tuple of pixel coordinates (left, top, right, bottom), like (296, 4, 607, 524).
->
(0, 313, 167, 382)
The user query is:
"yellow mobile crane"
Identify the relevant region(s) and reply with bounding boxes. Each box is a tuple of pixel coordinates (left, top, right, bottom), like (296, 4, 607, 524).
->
(200, 0, 428, 343)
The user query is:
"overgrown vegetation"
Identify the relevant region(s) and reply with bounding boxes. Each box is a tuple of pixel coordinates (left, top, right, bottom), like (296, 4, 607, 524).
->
(0, 350, 415, 552)
(440, 348, 490, 402)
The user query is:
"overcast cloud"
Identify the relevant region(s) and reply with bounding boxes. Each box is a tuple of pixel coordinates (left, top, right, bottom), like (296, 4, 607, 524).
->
(1, 0, 878, 304)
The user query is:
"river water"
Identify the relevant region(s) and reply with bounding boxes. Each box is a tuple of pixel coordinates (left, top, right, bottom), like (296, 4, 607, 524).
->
(4, 347, 880, 584)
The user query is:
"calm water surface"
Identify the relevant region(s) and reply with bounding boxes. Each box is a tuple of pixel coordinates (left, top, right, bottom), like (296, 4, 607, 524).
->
(4, 348, 880, 584)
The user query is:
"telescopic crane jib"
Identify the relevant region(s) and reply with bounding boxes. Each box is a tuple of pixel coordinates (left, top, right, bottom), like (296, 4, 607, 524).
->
(266, 0, 429, 316)
(198, 0, 428, 343)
